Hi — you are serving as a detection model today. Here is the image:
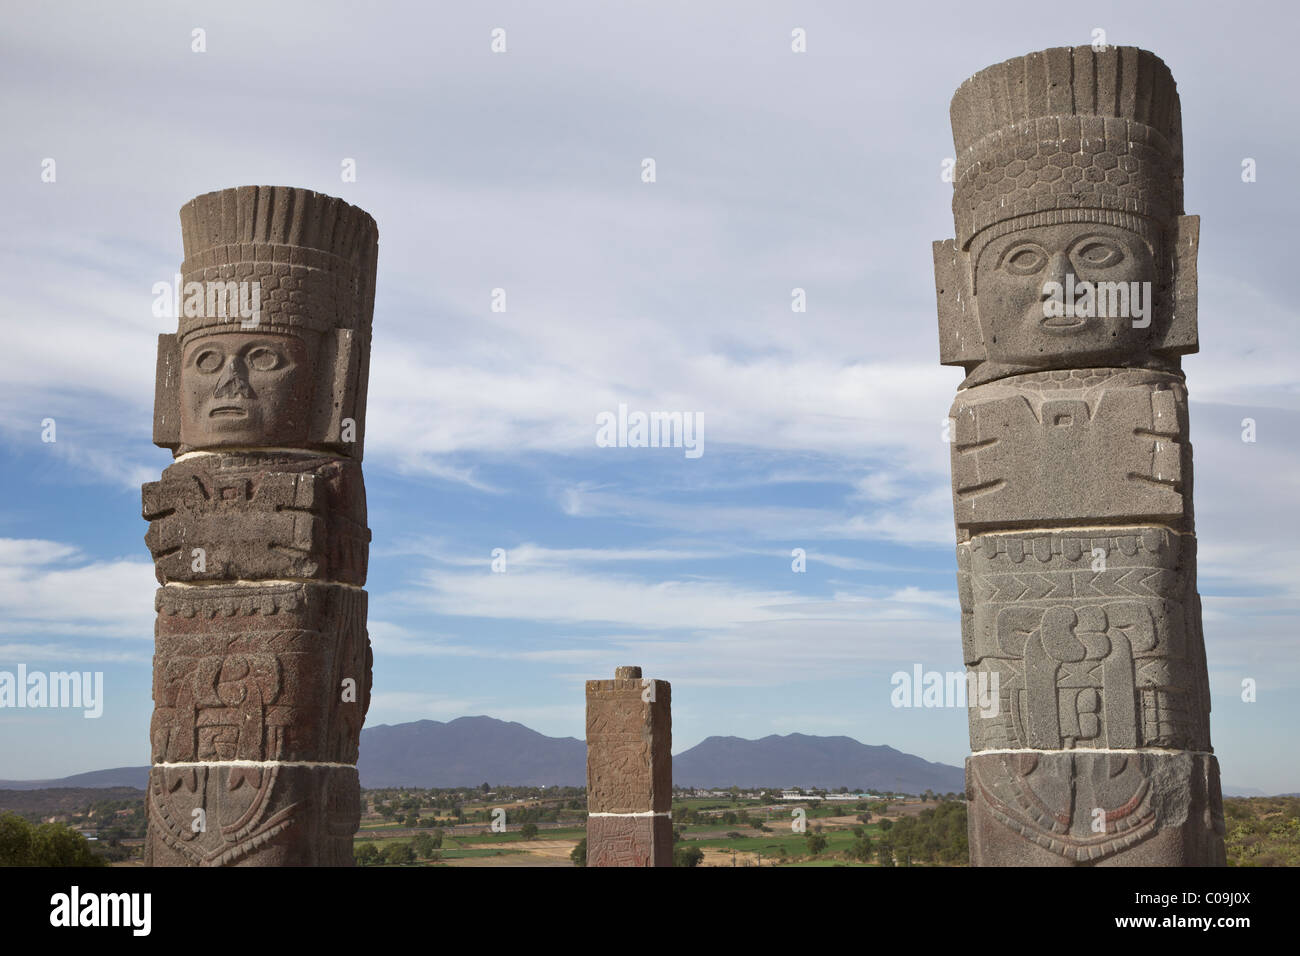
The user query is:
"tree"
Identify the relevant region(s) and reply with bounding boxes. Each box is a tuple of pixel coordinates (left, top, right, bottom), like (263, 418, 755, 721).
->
(674, 845, 704, 867)
(382, 842, 416, 865)
(39, 824, 106, 866)
(411, 833, 436, 859)
(430, 828, 444, 849)
(806, 833, 828, 856)
(873, 800, 967, 865)
(520, 823, 539, 840)
(354, 842, 380, 866)
(0, 815, 104, 867)
(847, 833, 873, 862)
(879, 818, 893, 832)
(0, 813, 34, 865)
(403, 811, 419, 827)
(571, 838, 587, 866)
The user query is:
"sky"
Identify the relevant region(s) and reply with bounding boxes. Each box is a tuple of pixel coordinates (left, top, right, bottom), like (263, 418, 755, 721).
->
(1, 0, 1297, 794)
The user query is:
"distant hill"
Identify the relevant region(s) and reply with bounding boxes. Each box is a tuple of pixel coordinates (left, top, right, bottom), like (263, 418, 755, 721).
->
(0, 767, 149, 791)
(674, 733, 964, 794)
(358, 716, 586, 788)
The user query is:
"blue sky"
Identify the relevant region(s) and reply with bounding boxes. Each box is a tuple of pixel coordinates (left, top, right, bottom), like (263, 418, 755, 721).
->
(1, 0, 1297, 794)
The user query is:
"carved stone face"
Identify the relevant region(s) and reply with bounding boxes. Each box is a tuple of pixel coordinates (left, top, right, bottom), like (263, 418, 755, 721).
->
(179, 330, 319, 448)
(973, 223, 1158, 366)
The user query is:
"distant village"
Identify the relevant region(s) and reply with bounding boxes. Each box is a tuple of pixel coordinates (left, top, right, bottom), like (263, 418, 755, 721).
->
(682, 789, 893, 802)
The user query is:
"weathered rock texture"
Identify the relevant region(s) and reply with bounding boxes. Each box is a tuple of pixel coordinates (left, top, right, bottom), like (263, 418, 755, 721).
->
(144, 186, 377, 865)
(585, 666, 672, 866)
(934, 48, 1224, 865)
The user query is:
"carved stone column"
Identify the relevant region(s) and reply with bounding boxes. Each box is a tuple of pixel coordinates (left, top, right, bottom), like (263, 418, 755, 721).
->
(143, 186, 378, 865)
(934, 48, 1225, 865)
(586, 666, 673, 866)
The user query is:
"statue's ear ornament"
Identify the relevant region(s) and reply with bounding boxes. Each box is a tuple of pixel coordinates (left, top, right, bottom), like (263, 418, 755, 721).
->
(934, 239, 983, 370)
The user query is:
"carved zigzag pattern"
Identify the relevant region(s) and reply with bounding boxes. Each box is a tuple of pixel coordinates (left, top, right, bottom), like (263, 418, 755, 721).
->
(975, 568, 1168, 604)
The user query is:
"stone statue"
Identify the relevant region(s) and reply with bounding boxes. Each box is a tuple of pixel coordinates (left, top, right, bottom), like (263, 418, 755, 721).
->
(934, 47, 1225, 864)
(586, 666, 673, 866)
(143, 186, 378, 865)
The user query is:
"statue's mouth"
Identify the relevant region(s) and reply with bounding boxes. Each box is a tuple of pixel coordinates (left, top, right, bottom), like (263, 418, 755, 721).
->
(209, 404, 248, 418)
(1038, 314, 1088, 334)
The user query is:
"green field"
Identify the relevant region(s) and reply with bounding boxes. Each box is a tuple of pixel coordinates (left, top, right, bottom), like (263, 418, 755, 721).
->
(688, 826, 874, 854)
(450, 826, 587, 845)
(437, 847, 527, 860)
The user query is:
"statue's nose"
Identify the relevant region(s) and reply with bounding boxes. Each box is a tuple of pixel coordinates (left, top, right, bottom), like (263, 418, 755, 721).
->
(1046, 251, 1071, 286)
(213, 356, 252, 399)
(1039, 252, 1071, 305)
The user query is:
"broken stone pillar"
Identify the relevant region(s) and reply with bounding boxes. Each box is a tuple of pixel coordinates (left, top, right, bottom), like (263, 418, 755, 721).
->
(934, 47, 1225, 865)
(586, 666, 672, 866)
(143, 186, 378, 865)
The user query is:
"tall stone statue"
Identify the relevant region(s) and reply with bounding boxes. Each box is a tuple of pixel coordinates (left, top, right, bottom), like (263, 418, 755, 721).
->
(934, 48, 1225, 864)
(143, 186, 378, 865)
(586, 666, 673, 866)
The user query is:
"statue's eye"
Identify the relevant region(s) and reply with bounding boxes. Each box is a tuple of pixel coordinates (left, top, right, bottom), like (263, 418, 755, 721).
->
(194, 349, 223, 373)
(246, 347, 281, 371)
(1074, 240, 1123, 267)
(1003, 245, 1046, 274)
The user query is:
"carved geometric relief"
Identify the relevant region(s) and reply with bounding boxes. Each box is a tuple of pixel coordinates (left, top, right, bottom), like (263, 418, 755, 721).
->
(585, 815, 673, 868)
(950, 370, 1190, 530)
(585, 678, 671, 813)
(151, 583, 372, 766)
(146, 765, 360, 867)
(143, 453, 369, 585)
(966, 751, 1226, 866)
(960, 529, 1210, 753)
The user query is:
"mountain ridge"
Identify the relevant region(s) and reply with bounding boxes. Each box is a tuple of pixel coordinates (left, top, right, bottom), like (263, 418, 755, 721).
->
(0, 717, 1279, 796)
